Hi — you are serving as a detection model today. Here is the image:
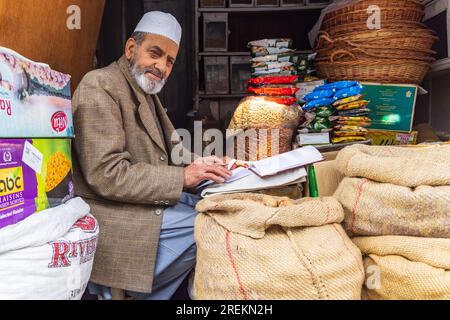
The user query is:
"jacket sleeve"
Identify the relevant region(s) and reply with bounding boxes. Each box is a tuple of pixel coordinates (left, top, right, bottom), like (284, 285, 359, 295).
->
(72, 73, 185, 206)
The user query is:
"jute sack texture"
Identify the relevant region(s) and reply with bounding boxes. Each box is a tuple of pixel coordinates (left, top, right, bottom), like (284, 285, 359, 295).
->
(353, 235, 450, 300)
(334, 144, 450, 237)
(335, 144, 450, 187)
(335, 177, 450, 237)
(194, 193, 365, 300)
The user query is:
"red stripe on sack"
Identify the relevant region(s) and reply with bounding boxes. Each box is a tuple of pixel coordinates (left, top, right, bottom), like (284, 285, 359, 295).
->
(331, 224, 365, 277)
(350, 178, 369, 236)
(226, 231, 248, 300)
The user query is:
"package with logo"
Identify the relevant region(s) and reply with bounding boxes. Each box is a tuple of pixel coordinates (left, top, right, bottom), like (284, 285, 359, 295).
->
(0, 47, 74, 138)
(367, 130, 418, 146)
(0, 139, 74, 230)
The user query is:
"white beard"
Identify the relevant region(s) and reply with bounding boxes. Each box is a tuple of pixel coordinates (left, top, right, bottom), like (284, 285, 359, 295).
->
(130, 60, 167, 95)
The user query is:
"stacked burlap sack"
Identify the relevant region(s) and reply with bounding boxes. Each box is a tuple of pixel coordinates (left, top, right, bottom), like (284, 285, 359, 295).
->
(193, 194, 365, 300)
(334, 144, 450, 300)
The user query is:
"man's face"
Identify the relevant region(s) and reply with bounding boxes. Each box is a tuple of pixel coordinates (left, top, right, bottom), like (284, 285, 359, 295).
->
(125, 33, 179, 95)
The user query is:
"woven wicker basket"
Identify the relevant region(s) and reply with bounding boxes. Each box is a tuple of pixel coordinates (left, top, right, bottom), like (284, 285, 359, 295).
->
(323, 20, 427, 37)
(316, 30, 438, 53)
(316, 47, 435, 63)
(322, 7, 424, 31)
(315, 50, 430, 84)
(315, 32, 437, 62)
(324, 0, 423, 21)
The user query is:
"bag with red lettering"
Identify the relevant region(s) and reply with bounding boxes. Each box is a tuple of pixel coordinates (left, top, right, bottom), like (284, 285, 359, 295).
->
(0, 197, 98, 300)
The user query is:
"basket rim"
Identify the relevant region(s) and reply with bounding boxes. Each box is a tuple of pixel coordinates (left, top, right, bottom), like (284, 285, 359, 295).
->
(323, 7, 424, 25)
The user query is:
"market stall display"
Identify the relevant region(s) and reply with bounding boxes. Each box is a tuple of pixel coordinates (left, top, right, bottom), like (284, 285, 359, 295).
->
(333, 144, 450, 300)
(0, 198, 98, 300)
(314, 0, 438, 84)
(193, 193, 364, 300)
(298, 80, 371, 145)
(0, 47, 74, 138)
(0, 47, 93, 301)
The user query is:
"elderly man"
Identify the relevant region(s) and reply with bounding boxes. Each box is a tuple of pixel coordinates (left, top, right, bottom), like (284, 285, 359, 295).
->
(73, 12, 231, 300)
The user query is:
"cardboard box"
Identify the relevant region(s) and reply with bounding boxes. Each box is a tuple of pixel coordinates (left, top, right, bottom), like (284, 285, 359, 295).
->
(0, 47, 73, 138)
(0, 139, 74, 230)
(305, 159, 343, 197)
(362, 83, 418, 132)
(367, 130, 418, 146)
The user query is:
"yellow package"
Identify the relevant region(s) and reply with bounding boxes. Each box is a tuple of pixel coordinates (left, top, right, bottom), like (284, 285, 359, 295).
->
(332, 136, 367, 144)
(334, 125, 368, 132)
(333, 95, 363, 106)
(334, 131, 368, 137)
(336, 100, 370, 111)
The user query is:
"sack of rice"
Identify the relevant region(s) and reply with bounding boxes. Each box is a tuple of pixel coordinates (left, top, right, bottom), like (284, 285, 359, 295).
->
(335, 144, 450, 187)
(0, 198, 98, 300)
(194, 193, 365, 300)
(228, 96, 301, 161)
(353, 235, 450, 300)
(335, 177, 450, 238)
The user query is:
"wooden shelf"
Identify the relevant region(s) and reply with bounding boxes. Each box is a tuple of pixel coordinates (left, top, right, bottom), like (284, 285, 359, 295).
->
(198, 5, 327, 13)
(428, 58, 450, 77)
(199, 51, 250, 56)
(199, 50, 313, 56)
(199, 93, 249, 98)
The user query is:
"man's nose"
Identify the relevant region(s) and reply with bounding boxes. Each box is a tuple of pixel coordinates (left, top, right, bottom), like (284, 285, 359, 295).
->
(154, 60, 167, 78)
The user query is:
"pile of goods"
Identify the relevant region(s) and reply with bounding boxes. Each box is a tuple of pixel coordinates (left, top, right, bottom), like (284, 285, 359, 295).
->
(193, 193, 364, 300)
(247, 38, 300, 105)
(228, 96, 300, 161)
(314, 0, 438, 84)
(0, 47, 96, 300)
(334, 144, 450, 300)
(298, 80, 371, 144)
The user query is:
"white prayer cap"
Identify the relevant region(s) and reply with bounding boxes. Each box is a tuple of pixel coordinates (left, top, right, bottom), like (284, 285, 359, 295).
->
(134, 11, 182, 46)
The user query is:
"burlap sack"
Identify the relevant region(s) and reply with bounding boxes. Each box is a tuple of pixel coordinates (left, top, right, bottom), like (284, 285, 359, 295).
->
(335, 177, 450, 237)
(194, 193, 365, 300)
(353, 236, 450, 300)
(335, 144, 450, 187)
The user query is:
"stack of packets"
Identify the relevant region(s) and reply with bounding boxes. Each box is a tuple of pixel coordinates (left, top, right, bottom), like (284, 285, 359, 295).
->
(247, 38, 311, 105)
(298, 81, 371, 144)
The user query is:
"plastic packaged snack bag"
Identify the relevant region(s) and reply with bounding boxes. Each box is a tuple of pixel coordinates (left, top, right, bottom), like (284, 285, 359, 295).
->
(303, 89, 336, 102)
(303, 97, 335, 111)
(248, 39, 293, 49)
(334, 85, 364, 101)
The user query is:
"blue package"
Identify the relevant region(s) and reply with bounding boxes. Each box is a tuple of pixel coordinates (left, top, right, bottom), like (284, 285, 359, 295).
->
(303, 89, 335, 102)
(316, 81, 358, 91)
(333, 85, 363, 100)
(303, 97, 335, 111)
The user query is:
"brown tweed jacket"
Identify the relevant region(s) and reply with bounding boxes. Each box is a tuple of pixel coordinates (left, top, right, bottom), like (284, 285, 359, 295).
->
(72, 55, 186, 293)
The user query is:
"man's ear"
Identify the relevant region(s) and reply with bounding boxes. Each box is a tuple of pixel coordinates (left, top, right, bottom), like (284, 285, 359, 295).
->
(125, 38, 136, 60)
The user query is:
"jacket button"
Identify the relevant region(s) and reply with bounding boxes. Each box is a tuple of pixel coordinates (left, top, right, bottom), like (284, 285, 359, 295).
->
(160, 156, 166, 161)
(155, 209, 163, 216)
(164, 200, 170, 205)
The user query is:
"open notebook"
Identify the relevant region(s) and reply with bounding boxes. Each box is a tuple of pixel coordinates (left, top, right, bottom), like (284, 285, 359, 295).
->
(198, 146, 323, 189)
(200, 167, 307, 198)
(198, 146, 323, 197)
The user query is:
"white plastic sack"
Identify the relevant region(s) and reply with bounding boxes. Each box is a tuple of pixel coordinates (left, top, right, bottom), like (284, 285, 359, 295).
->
(0, 197, 98, 300)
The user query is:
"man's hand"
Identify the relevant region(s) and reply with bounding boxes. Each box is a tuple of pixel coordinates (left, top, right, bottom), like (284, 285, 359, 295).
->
(184, 156, 232, 188)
